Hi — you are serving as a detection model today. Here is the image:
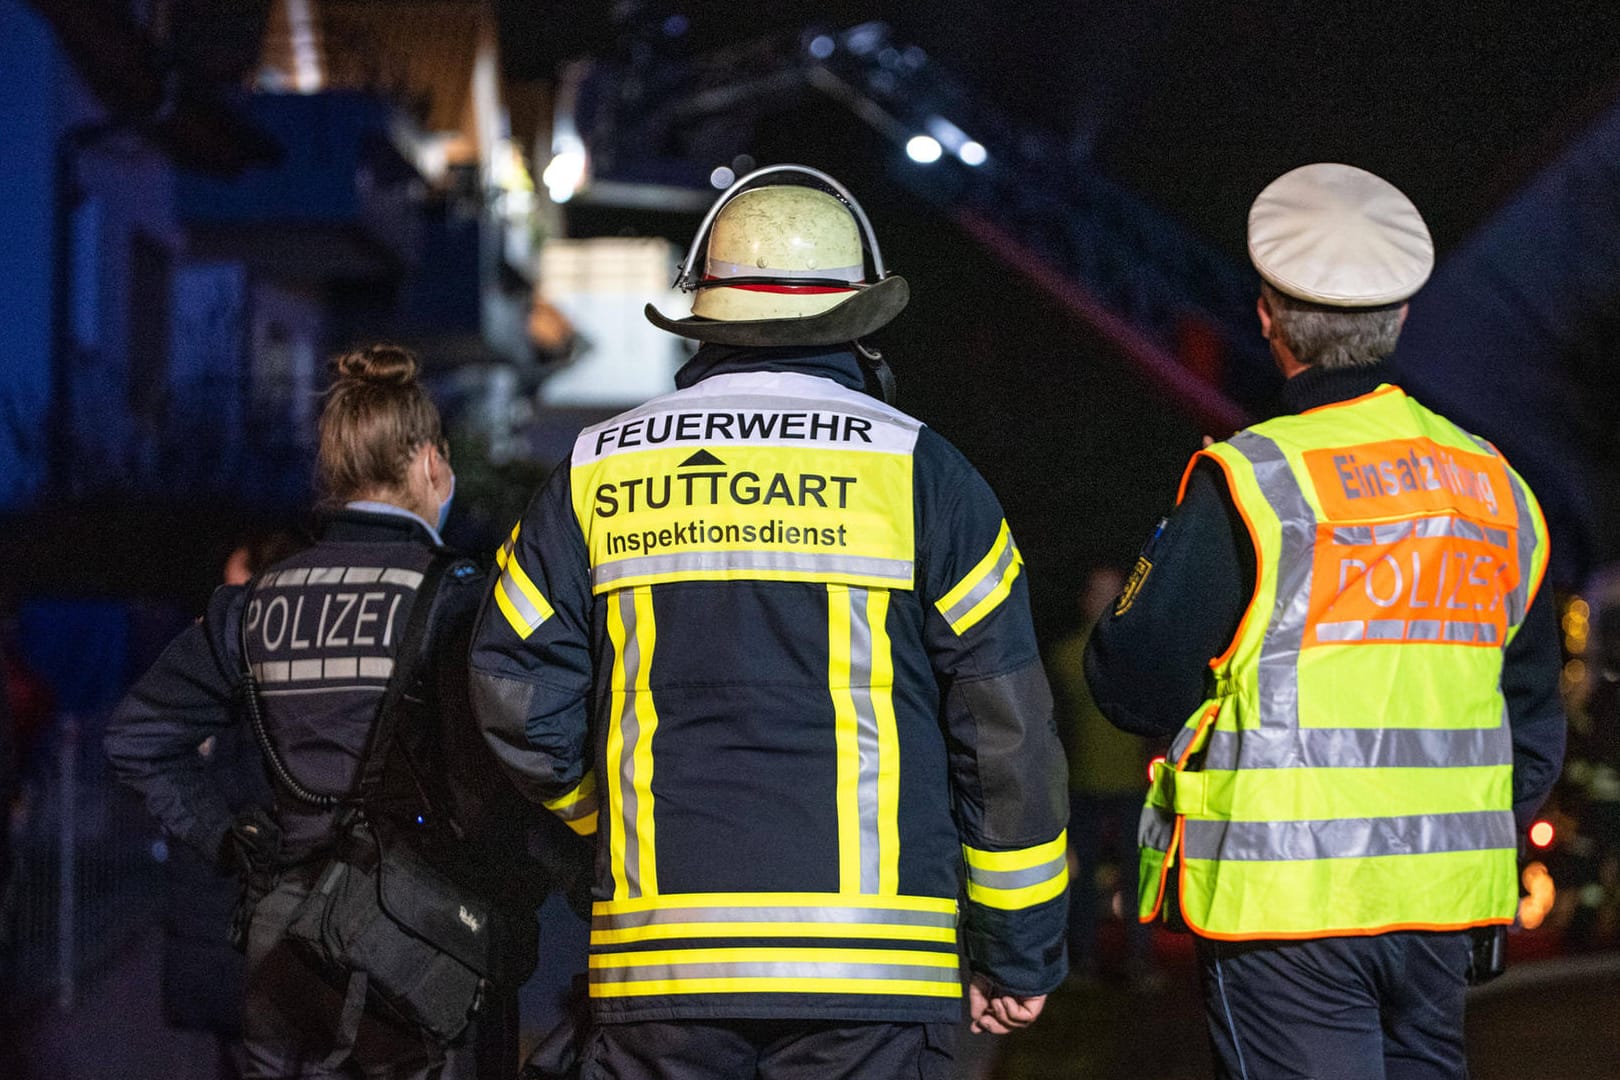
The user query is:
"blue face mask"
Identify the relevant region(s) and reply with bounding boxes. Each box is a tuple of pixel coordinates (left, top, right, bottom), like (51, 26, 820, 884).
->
(437, 471, 456, 532)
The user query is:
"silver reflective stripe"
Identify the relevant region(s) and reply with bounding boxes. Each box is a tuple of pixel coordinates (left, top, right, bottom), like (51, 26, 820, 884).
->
(256, 659, 397, 684)
(1407, 620, 1442, 641)
(1231, 431, 1315, 730)
(1334, 516, 1511, 549)
(358, 657, 394, 678)
(1374, 521, 1415, 544)
(551, 793, 598, 823)
(1478, 623, 1498, 644)
(590, 959, 953, 984)
(1502, 471, 1536, 628)
(1181, 809, 1517, 862)
(1316, 620, 1365, 642)
(1200, 724, 1513, 771)
(594, 550, 912, 588)
(705, 257, 864, 283)
(939, 539, 1017, 629)
(617, 590, 647, 899)
(846, 587, 883, 893)
(1367, 620, 1404, 640)
(593, 905, 957, 931)
(604, 392, 922, 433)
(1445, 622, 1477, 643)
(964, 854, 1067, 891)
(498, 564, 549, 633)
(1416, 516, 1481, 542)
(259, 566, 406, 587)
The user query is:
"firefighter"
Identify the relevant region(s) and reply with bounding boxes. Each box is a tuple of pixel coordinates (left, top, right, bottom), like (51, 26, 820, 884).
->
(106, 345, 570, 1079)
(469, 166, 1068, 1079)
(1085, 163, 1566, 1078)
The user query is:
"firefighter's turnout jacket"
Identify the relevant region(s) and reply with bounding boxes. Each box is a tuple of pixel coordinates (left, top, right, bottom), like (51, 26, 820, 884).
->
(469, 345, 1069, 1023)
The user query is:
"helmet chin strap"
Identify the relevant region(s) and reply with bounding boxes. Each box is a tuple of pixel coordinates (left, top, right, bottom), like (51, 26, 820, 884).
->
(852, 339, 898, 406)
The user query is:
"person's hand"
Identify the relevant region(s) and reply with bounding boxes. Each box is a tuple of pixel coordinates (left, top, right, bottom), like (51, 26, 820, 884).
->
(223, 806, 281, 875)
(968, 974, 1047, 1035)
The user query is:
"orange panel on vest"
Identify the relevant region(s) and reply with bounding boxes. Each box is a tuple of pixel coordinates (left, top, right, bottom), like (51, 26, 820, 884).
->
(1302, 440, 1516, 527)
(1304, 523, 1521, 647)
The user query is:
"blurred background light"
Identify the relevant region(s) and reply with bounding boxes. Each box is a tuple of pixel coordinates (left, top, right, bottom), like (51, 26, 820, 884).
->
(543, 133, 588, 203)
(1519, 861, 1556, 930)
(905, 134, 942, 164)
(1529, 819, 1555, 848)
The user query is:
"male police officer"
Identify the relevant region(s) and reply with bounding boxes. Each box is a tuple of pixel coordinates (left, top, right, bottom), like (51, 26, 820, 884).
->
(1085, 164, 1566, 1078)
(469, 167, 1068, 1079)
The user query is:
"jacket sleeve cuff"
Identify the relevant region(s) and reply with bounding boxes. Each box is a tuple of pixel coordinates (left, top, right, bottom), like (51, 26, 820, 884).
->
(962, 890, 1069, 996)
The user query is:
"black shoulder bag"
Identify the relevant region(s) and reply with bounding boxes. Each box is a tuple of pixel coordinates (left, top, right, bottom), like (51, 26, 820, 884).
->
(240, 555, 521, 1051)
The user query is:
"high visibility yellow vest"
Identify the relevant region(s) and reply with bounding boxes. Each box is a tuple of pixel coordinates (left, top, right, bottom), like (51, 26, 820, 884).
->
(1138, 385, 1550, 939)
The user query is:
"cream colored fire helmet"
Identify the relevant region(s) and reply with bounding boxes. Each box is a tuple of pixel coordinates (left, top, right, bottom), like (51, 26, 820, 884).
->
(1248, 163, 1433, 308)
(645, 165, 909, 346)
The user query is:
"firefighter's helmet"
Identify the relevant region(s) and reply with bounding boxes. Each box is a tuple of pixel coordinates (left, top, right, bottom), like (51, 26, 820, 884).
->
(645, 165, 908, 346)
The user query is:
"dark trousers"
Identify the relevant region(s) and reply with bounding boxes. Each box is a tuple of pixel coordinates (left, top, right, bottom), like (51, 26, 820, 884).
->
(1068, 791, 1151, 974)
(1198, 931, 1473, 1080)
(242, 876, 469, 1080)
(581, 1019, 955, 1080)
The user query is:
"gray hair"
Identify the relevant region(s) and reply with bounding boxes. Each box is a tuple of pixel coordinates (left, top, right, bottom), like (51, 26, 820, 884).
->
(1261, 283, 1404, 369)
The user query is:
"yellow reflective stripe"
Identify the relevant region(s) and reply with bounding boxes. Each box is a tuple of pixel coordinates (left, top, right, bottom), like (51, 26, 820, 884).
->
(605, 598, 632, 898)
(936, 521, 1023, 635)
(630, 586, 660, 897)
(828, 585, 862, 892)
(1183, 766, 1512, 823)
(593, 892, 958, 915)
(591, 921, 957, 946)
(591, 977, 961, 999)
(544, 771, 597, 813)
(965, 869, 1068, 911)
(545, 773, 599, 836)
(505, 557, 554, 620)
(963, 833, 1068, 872)
(494, 555, 554, 641)
(590, 946, 957, 970)
(867, 588, 900, 895)
(962, 832, 1069, 911)
(495, 521, 520, 570)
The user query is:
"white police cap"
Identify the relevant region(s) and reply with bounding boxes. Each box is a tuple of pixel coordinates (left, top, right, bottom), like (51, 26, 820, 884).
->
(1247, 163, 1434, 308)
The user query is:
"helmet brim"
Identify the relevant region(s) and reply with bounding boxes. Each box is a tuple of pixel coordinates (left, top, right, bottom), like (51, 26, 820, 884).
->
(645, 275, 908, 347)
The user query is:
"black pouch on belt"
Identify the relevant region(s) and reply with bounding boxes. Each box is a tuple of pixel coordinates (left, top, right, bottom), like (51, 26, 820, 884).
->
(1465, 924, 1508, 986)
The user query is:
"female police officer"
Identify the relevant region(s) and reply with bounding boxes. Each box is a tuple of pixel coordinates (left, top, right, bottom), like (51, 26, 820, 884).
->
(106, 345, 550, 1079)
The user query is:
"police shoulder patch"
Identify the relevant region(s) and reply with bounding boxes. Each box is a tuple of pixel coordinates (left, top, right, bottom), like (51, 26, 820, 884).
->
(1114, 516, 1168, 617)
(1115, 555, 1152, 617)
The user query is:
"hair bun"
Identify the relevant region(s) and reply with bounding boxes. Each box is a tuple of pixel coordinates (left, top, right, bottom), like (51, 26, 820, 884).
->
(331, 344, 418, 386)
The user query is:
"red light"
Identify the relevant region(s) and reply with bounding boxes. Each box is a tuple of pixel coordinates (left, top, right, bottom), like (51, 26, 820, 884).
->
(1529, 820, 1555, 849)
(1148, 755, 1166, 784)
